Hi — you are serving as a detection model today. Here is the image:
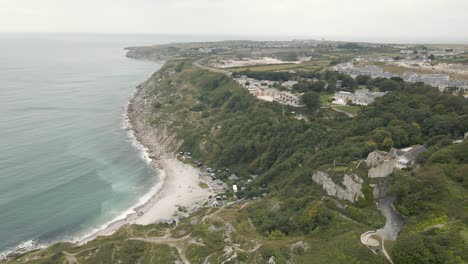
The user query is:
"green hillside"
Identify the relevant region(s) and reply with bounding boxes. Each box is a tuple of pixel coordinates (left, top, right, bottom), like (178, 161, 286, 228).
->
(4, 59, 467, 264)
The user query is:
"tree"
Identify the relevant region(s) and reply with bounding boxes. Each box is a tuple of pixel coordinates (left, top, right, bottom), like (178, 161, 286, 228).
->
(379, 79, 401, 91)
(292, 82, 310, 92)
(392, 235, 438, 264)
(390, 76, 404, 83)
(311, 80, 326, 92)
(301, 92, 321, 113)
(356, 75, 371, 85)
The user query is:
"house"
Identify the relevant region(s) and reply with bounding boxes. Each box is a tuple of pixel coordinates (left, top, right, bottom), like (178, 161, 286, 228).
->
(282, 80, 298, 90)
(389, 145, 427, 169)
(420, 74, 450, 84)
(400, 50, 414, 54)
(366, 145, 427, 177)
(333, 89, 386, 106)
(232, 184, 238, 193)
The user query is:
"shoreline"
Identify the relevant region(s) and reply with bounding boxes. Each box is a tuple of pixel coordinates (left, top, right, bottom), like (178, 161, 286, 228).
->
(78, 66, 214, 244)
(1, 60, 215, 259)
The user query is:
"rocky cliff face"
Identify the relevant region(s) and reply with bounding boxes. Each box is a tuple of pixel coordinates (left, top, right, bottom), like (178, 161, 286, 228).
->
(366, 151, 396, 178)
(127, 67, 183, 160)
(312, 171, 364, 203)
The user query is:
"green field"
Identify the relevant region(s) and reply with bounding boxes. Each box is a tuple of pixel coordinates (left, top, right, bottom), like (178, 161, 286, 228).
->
(320, 93, 334, 106)
(228, 60, 332, 72)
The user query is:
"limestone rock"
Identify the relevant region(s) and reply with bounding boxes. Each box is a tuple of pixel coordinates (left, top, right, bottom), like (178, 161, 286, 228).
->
(312, 171, 364, 202)
(366, 150, 396, 178)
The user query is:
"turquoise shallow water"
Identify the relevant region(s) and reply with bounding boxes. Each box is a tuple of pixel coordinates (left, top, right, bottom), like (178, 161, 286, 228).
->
(0, 34, 167, 253)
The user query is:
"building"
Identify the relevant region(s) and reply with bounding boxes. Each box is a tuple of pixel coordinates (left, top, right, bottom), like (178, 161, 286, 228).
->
(333, 89, 386, 106)
(366, 145, 427, 177)
(335, 64, 397, 79)
(402, 72, 468, 92)
(420, 74, 450, 84)
(400, 50, 415, 54)
(233, 76, 303, 106)
(389, 145, 427, 169)
(282, 80, 298, 90)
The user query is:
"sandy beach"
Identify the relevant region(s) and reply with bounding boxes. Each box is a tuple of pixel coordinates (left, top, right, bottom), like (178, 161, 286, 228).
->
(79, 156, 212, 244)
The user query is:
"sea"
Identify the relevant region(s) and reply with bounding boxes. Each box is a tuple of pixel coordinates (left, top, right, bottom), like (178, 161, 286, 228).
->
(0, 33, 228, 256)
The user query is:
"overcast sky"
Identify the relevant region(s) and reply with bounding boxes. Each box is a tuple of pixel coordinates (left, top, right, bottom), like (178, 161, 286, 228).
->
(1, 0, 467, 43)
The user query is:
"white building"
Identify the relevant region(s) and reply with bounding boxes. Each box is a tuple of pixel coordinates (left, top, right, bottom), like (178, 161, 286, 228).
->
(400, 50, 414, 54)
(389, 145, 427, 169)
(366, 145, 427, 177)
(282, 80, 299, 90)
(333, 89, 386, 106)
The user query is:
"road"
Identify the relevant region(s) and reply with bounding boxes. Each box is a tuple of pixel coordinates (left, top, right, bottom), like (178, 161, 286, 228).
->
(193, 59, 230, 74)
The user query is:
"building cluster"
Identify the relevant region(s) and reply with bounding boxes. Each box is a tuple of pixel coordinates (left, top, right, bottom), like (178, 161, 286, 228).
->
(366, 145, 427, 178)
(334, 62, 468, 93)
(234, 76, 303, 107)
(402, 72, 468, 92)
(334, 63, 397, 79)
(333, 89, 387, 106)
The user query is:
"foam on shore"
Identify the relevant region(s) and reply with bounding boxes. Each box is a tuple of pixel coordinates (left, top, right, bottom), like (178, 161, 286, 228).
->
(72, 99, 165, 244)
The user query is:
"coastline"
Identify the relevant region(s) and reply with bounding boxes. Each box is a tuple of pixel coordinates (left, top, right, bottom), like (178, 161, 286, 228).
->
(1, 60, 214, 259)
(78, 66, 214, 244)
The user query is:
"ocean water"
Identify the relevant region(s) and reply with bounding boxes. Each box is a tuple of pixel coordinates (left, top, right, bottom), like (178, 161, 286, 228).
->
(0, 34, 170, 254)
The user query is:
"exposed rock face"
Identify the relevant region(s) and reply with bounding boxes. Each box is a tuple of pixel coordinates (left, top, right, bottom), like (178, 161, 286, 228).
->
(312, 171, 364, 202)
(366, 151, 396, 178)
(127, 68, 183, 161)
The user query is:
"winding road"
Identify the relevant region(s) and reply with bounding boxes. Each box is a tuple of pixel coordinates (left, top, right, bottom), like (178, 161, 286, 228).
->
(361, 184, 405, 264)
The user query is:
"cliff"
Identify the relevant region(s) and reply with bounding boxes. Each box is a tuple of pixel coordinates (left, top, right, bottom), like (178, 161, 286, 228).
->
(127, 67, 182, 159)
(311, 171, 364, 203)
(366, 151, 396, 178)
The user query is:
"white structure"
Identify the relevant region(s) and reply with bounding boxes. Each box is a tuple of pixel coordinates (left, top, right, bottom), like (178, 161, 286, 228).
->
(420, 74, 450, 83)
(333, 89, 386, 106)
(282, 80, 298, 89)
(366, 145, 427, 177)
(232, 184, 238, 193)
(400, 50, 414, 54)
(335, 62, 468, 92)
(334, 63, 396, 79)
(389, 145, 427, 169)
(234, 76, 303, 107)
